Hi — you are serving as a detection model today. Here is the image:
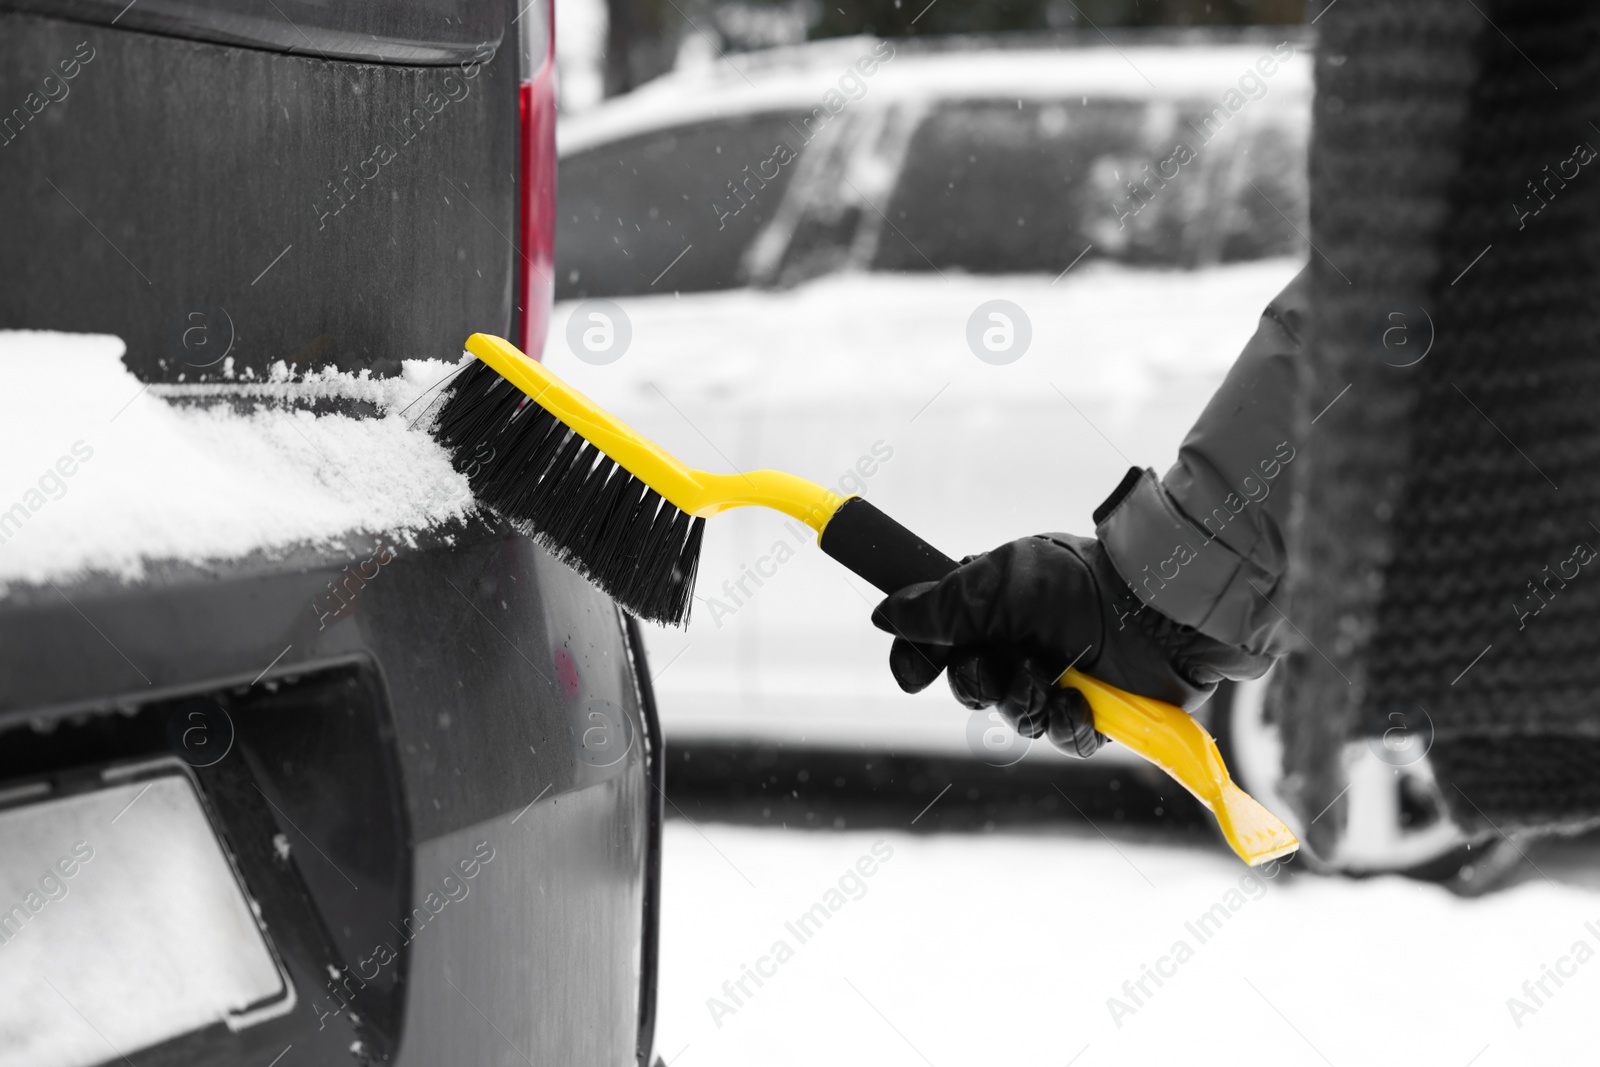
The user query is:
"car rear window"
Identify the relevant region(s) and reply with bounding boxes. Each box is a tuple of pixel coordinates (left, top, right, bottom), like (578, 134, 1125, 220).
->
(4, 0, 501, 65)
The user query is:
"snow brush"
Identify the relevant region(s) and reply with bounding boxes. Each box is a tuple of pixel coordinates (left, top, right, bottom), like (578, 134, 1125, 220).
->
(433, 334, 1298, 866)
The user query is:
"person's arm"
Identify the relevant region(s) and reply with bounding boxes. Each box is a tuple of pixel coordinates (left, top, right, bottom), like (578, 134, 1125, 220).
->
(1095, 266, 1308, 659)
(871, 268, 1309, 755)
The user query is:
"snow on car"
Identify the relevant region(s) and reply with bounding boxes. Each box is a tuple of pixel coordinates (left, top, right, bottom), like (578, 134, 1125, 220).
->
(0, 331, 471, 588)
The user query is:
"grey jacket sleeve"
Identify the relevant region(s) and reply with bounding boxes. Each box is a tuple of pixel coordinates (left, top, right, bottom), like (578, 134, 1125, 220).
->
(1093, 266, 1309, 659)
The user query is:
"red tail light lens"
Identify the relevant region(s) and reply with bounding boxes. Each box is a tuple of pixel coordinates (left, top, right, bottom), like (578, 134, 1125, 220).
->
(518, 0, 556, 359)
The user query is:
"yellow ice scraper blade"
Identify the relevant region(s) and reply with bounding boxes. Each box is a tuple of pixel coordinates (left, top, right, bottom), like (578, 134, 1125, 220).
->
(1060, 668, 1299, 866)
(465, 333, 845, 530)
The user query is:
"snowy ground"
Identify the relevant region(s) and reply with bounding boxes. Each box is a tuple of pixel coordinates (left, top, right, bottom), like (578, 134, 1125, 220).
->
(657, 821, 1600, 1067)
(544, 259, 1305, 756)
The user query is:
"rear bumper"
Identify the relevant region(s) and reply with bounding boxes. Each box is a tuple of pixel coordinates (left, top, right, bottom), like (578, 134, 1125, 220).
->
(0, 525, 660, 1066)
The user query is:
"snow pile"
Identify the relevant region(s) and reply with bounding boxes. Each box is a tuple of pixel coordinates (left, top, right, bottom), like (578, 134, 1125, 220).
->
(0, 331, 473, 589)
(660, 823, 1600, 1066)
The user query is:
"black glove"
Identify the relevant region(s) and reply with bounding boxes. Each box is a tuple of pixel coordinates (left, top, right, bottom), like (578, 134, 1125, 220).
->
(870, 533, 1272, 757)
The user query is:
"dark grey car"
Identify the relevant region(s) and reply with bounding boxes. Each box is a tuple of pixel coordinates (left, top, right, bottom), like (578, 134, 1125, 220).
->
(0, 2, 663, 1064)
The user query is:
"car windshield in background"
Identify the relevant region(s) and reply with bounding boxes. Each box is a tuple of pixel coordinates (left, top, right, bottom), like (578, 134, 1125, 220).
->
(556, 45, 1308, 300)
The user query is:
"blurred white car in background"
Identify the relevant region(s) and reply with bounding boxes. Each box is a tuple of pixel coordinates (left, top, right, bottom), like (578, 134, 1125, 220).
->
(547, 33, 1309, 763)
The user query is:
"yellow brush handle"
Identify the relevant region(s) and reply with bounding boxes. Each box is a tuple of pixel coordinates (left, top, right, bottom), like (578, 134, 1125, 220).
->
(466, 334, 844, 525)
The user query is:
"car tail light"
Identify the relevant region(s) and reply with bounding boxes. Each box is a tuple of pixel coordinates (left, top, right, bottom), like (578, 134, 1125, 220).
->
(518, 0, 556, 359)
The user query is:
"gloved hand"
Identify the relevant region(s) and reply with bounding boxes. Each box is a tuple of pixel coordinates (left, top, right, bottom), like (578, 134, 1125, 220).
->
(870, 533, 1272, 757)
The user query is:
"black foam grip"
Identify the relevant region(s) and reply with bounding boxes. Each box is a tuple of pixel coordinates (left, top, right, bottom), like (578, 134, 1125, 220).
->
(818, 497, 960, 594)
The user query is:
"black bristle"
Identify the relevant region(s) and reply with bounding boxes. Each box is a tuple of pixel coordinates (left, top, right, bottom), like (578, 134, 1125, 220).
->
(633, 497, 688, 620)
(589, 472, 650, 568)
(431, 358, 706, 627)
(570, 461, 627, 552)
